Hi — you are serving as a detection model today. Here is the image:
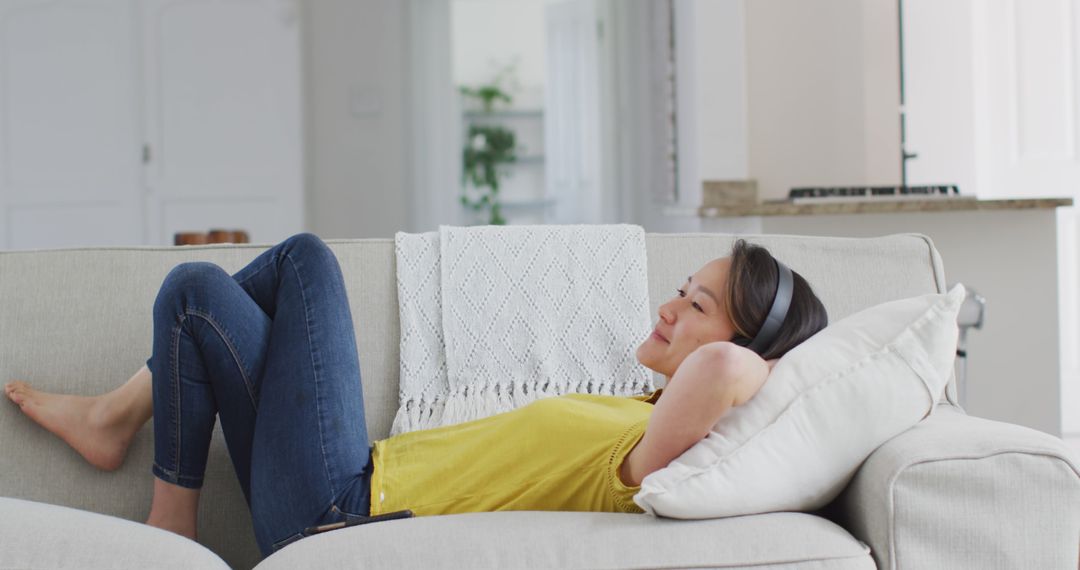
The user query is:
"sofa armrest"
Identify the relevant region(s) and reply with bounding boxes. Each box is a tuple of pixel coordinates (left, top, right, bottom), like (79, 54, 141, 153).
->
(832, 403, 1080, 570)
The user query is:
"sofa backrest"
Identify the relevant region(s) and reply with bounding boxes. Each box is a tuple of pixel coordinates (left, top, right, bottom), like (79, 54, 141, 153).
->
(0, 231, 948, 569)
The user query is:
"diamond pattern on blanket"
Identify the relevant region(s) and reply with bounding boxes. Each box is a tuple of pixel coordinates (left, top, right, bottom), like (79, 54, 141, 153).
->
(392, 231, 447, 434)
(439, 224, 655, 422)
(391, 224, 654, 436)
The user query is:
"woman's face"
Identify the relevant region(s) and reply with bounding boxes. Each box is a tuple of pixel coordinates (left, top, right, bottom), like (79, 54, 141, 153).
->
(636, 257, 738, 379)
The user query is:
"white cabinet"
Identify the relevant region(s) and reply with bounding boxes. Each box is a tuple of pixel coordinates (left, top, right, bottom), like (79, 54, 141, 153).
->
(0, 0, 302, 249)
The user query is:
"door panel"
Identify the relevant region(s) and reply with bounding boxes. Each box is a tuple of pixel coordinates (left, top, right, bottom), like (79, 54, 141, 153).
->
(0, 0, 142, 247)
(141, 0, 303, 244)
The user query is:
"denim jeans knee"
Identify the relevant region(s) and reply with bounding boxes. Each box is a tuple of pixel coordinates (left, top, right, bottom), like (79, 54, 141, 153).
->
(155, 262, 230, 311)
(280, 232, 337, 267)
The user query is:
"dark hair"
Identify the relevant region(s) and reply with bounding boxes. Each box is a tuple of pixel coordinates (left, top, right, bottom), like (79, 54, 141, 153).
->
(724, 239, 828, 360)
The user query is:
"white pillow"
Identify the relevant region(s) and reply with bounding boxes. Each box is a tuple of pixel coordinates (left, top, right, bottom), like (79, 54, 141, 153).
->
(633, 283, 966, 518)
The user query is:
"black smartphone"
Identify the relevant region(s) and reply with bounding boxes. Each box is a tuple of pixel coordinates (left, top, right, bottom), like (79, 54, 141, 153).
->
(302, 509, 414, 536)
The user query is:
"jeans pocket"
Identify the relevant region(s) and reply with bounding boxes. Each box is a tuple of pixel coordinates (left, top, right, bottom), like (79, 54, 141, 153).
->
(271, 531, 306, 553)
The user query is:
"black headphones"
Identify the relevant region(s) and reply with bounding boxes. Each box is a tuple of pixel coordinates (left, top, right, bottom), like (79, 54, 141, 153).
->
(732, 258, 794, 355)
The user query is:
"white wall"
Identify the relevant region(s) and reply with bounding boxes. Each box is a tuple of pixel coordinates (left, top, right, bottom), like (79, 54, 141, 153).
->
(745, 0, 901, 200)
(680, 0, 749, 194)
(301, 0, 411, 239)
(452, 0, 546, 108)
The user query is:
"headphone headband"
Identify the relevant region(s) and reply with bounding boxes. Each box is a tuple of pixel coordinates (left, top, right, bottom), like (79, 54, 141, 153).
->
(744, 258, 794, 355)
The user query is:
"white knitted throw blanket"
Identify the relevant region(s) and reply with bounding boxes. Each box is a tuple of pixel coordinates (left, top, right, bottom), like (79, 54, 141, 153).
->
(391, 224, 655, 436)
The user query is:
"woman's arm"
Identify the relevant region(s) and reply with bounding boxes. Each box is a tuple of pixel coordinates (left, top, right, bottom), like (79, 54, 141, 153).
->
(619, 342, 775, 487)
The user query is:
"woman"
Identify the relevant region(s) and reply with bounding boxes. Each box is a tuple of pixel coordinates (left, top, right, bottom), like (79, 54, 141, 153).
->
(4, 232, 827, 558)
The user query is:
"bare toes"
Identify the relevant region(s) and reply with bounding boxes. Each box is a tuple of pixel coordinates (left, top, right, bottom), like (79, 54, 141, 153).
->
(6, 381, 28, 396)
(13, 393, 32, 410)
(6, 389, 24, 405)
(8, 385, 40, 409)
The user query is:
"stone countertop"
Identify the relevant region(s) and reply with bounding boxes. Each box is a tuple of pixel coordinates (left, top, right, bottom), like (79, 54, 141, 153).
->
(697, 197, 1074, 217)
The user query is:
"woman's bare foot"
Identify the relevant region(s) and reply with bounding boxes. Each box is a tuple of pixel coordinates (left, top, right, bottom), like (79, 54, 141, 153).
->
(4, 380, 136, 471)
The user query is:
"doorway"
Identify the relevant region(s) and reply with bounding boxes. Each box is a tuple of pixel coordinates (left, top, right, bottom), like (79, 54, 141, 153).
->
(409, 0, 613, 230)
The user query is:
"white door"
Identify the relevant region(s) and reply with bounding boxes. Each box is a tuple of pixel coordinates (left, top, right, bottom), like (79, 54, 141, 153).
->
(141, 0, 303, 245)
(544, 0, 603, 224)
(0, 0, 143, 249)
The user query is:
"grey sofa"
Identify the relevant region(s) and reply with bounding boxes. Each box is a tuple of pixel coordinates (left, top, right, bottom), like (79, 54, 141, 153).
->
(1, 232, 1078, 570)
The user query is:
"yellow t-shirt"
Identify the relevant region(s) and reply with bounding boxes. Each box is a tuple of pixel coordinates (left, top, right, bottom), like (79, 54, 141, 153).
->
(369, 389, 663, 517)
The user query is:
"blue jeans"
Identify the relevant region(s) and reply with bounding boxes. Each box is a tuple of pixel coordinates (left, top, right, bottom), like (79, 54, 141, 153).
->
(145, 232, 372, 557)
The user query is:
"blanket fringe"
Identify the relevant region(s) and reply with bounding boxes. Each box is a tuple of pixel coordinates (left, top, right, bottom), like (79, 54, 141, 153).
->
(390, 376, 653, 435)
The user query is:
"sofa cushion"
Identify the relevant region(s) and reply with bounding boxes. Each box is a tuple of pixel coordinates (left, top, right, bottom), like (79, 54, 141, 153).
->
(634, 284, 965, 519)
(0, 496, 229, 569)
(253, 511, 873, 570)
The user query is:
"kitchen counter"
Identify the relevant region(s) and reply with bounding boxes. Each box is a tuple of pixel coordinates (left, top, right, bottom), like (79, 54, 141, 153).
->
(697, 197, 1073, 218)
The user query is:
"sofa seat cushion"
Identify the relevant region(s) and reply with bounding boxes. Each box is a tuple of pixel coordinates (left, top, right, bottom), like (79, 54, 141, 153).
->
(254, 511, 873, 570)
(0, 496, 230, 570)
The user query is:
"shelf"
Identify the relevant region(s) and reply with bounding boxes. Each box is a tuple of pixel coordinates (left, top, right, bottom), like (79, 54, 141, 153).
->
(696, 197, 1074, 218)
(514, 154, 544, 164)
(463, 109, 543, 119)
(499, 197, 557, 209)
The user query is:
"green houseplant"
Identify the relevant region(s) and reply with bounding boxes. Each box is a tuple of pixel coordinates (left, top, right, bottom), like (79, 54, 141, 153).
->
(460, 68, 520, 226)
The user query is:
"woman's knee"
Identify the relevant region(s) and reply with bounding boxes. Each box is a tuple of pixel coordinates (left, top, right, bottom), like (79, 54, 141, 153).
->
(284, 232, 330, 255)
(282, 232, 338, 268)
(154, 262, 230, 313)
